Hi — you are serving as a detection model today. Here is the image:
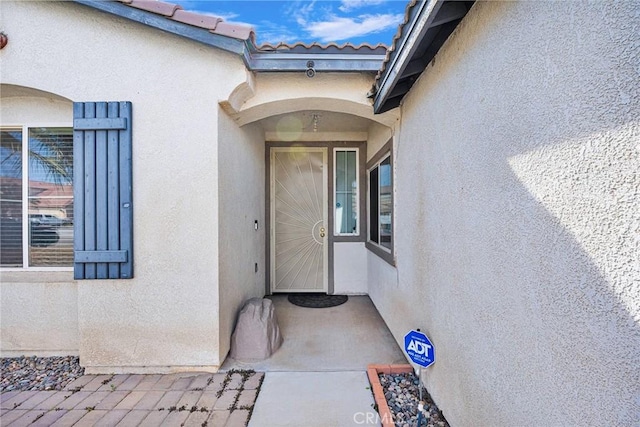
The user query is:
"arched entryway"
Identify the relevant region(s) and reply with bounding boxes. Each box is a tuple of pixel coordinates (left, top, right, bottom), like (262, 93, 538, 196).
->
(220, 72, 398, 295)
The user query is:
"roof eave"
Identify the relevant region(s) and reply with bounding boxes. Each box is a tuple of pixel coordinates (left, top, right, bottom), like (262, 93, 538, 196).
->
(244, 50, 386, 72)
(373, 0, 472, 114)
(73, 0, 386, 73)
(373, 0, 442, 114)
(73, 0, 246, 55)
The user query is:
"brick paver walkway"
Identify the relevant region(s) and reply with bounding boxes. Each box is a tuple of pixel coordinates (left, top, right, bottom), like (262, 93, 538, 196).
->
(0, 371, 264, 426)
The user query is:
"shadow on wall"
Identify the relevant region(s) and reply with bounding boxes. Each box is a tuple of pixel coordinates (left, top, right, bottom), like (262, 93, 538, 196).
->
(399, 114, 640, 427)
(391, 2, 639, 425)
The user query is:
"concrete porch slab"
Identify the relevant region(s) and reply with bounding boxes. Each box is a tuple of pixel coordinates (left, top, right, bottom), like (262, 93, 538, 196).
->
(221, 295, 406, 372)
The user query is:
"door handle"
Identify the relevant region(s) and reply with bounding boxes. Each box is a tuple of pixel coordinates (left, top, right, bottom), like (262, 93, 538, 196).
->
(320, 227, 325, 238)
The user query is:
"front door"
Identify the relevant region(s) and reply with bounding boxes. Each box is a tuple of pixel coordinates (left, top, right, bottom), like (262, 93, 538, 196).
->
(270, 147, 328, 293)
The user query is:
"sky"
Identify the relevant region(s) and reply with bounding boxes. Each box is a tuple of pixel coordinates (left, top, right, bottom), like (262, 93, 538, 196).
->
(171, 0, 408, 46)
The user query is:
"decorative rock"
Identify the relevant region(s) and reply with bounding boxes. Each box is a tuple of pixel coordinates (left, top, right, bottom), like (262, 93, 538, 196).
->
(378, 372, 449, 427)
(230, 298, 283, 361)
(1, 356, 84, 392)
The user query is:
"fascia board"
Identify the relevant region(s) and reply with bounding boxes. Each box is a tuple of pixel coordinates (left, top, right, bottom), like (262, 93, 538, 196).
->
(246, 53, 385, 72)
(373, 0, 443, 113)
(73, 0, 246, 55)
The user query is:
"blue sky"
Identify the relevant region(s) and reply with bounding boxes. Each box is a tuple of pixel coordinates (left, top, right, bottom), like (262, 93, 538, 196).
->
(171, 0, 407, 46)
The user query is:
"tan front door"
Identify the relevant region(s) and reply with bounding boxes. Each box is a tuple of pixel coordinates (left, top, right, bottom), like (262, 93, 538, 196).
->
(270, 147, 328, 292)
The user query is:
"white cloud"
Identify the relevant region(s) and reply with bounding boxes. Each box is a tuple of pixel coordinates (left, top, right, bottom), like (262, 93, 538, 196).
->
(339, 0, 386, 13)
(254, 21, 303, 45)
(284, 0, 318, 26)
(303, 13, 403, 43)
(187, 10, 241, 22)
(170, 1, 244, 23)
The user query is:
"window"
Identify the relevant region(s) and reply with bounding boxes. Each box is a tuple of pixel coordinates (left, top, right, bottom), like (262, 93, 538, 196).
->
(1, 127, 74, 268)
(367, 141, 393, 263)
(334, 149, 359, 236)
(1, 101, 134, 278)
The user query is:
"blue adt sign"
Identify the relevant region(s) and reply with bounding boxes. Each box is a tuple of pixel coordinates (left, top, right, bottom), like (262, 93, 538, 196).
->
(404, 330, 435, 368)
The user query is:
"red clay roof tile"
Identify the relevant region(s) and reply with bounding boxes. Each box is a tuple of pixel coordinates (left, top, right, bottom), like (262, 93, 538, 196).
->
(172, 9, 222, 30)
(116, 0, 254, 41)
(258, 41, 388, 54)
(213, 21, 254, 41)
(374, 0, 417, 84)
(127, 0, 182, 17)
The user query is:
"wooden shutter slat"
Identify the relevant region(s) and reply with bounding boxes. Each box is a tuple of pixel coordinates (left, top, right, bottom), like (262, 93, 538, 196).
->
(83, 102, 97, 280)
(73, 101, 133, 280)
(73, 103, 86, 280)
(95, 102, 109, 279)
(74, 118, 127, 130)
(118, 102, 134, 279)
(75, 250, 127, 263)
(107, 102, 121, 279)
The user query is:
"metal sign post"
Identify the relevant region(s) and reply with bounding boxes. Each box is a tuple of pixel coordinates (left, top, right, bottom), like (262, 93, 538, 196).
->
(404, 329, 435, 427)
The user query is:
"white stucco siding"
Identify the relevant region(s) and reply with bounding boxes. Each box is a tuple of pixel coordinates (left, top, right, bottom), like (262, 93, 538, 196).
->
(0, 273, 79, 356)
(333, 242, 368, 294)
(366, 122, 395, 162)
(1, 1, 248, 371)
(234, 73, 399, 129)
(0, 95, 72, 124)
(217, 109, 266, 360)
(372, 2, 639, 426)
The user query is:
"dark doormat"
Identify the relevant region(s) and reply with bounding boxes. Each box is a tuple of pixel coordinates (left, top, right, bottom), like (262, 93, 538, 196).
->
(287, 293, 348, 308)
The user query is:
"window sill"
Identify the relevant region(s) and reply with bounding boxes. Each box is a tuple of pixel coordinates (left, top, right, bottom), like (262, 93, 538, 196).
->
(0, 270, 75, 284)
(334, 234, 366, 243)
(365, 241, 395, 266)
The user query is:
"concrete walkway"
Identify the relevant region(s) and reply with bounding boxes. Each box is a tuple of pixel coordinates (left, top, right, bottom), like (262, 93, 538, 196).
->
(248, 371, 379, 427)
(225, 296, 406, 427)
(0, 371, 263, 426)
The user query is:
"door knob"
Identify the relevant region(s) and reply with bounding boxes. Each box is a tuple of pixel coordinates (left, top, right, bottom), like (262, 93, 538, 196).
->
(320, 227, 325, 238)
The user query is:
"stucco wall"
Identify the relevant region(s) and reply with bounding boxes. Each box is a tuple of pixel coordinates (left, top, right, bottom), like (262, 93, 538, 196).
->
(236, 73, 397, 129)
(333, 242, 368, 294)
(370, 2, 640, 426)
(366, 122, 395, 162)
(217, 109, 266, 360)
(0, 273, 78, 356)
(1, 1, 247, 371)
(0, 94, 72, 124)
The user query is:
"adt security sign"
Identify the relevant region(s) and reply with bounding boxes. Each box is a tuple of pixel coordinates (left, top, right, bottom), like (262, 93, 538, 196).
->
(404, 330, 435, 368)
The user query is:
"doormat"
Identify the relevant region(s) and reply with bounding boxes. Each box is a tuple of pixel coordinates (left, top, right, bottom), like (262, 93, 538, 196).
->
(287, 293, 348, 308)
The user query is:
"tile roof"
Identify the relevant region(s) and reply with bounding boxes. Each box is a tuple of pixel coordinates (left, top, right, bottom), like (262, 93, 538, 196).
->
(374, 0, 418, 84)
(117, 0, 254, 40)
(116, 0, 388, 54)
(75, 0, 390, 72)
(258, 41, 388, 55)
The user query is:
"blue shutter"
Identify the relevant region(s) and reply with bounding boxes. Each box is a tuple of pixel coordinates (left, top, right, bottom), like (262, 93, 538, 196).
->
(73, 102, 133, 279)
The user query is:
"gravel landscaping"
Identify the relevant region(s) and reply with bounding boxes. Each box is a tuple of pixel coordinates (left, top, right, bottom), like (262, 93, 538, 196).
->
(379, 372, 449, 427)
(1, 356, 84, 392)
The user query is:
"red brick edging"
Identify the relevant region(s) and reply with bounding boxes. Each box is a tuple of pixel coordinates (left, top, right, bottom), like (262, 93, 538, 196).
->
(366, 364, 414, 427)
